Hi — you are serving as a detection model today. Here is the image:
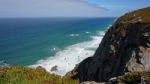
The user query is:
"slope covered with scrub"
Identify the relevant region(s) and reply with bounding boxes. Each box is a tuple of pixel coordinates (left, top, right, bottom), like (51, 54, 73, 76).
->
(0, 66, 78, 84)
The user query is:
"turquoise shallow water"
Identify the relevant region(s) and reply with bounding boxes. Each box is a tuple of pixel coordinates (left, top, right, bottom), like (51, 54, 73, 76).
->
(0, 18, 115, 66)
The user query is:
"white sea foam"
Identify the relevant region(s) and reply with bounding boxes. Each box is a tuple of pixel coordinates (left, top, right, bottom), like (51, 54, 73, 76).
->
(85, 31, 90, 34)
(97, 31, 105, 36)
(0, 60, 9, 67)
(50, 46, 61, 52)
(31, 31, 105, 76)
(70, 34, 79, 37)
(106, 24, 112, 29)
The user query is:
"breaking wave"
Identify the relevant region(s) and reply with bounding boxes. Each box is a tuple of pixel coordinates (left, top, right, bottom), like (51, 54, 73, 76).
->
(31, 31, 105, 76)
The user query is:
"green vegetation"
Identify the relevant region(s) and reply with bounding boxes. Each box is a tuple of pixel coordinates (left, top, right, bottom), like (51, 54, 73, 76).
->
(0, 66, 78, 84)
(119, 7, 150, 24)
(112, 7, 150, 37)
(119, 72, 150, 84)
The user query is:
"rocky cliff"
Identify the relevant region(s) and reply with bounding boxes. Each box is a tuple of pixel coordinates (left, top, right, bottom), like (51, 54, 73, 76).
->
(66, 7, 150, 82)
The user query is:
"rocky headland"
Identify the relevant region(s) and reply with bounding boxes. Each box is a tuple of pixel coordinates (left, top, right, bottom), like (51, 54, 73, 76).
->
(66, 7, 150, 83)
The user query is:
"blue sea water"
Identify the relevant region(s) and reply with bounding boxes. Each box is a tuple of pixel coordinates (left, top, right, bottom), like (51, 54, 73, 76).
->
(0, 17, 115, 74)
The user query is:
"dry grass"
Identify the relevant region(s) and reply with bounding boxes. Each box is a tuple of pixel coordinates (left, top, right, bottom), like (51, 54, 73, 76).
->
(118, 7, 150, 24)
(0, 66, 78, 84)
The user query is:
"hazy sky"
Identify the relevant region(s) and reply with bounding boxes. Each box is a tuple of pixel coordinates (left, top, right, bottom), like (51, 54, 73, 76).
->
(0, 0, 149, 17)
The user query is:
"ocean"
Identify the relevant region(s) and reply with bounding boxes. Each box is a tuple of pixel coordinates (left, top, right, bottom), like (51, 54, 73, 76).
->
(0, 17, 115, 75)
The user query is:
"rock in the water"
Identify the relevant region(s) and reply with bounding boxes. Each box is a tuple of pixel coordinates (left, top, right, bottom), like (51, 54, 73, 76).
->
(68, 7, 150, 82)
(51, 65, 58, 72)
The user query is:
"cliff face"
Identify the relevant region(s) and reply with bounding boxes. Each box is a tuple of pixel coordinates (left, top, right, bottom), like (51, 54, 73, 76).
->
(67, 7, 150, 82)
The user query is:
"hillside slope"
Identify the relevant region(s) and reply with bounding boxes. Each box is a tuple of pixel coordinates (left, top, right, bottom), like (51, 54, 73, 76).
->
(0, 66, 78, 84)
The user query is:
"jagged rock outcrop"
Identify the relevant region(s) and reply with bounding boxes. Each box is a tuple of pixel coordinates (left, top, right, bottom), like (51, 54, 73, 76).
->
(66, 7, 150, 82)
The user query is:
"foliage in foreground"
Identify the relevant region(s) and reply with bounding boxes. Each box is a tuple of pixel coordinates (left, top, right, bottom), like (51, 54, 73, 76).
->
(0, 66, 78, 84)
(119, 72, 150, 84)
